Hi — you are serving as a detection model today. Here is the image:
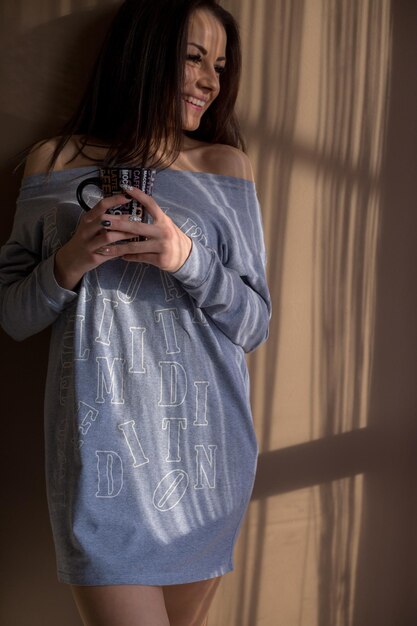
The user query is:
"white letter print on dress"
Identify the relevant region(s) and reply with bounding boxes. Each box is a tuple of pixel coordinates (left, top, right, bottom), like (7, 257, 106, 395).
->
(95, 298, 118, 346)
(188, 296, 208, 326)
(193, 381, 209, 426)
(77, 401, 99, 447)
(96, 357, 125, 404)
(160, 270, 185, 302)
(61, 313, 90, 367)
(117, 263, 148, 304)
(158, 362, 187, 406)
(118, 421, 150, 468)
(162, 418, 187, 462)
(96, 451, 123, 498)
(83, 269, 103, 303)
(179, 217, 207, 245)
(129, 327, 146, 373)
(194, 445, 217, 489)
(73, 315, 90, 360)
(153, 469, 189, 511)
(154, 308, 181, 354)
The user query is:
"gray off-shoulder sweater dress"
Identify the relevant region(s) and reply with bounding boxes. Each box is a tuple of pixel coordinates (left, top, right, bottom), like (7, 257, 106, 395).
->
(0, 167, 271, 586)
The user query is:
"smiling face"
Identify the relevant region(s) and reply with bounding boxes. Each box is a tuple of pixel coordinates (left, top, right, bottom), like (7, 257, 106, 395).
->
(181, 8, 227, 132)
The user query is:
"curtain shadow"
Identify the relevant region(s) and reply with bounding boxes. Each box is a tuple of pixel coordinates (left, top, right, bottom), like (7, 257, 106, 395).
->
(310, 1, 390, 624)
(247, 0, 306, 622)
(234, 1, 306, 623)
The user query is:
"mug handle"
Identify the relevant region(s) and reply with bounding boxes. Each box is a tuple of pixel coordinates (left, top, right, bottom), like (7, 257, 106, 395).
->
(76, 177, 102, 211)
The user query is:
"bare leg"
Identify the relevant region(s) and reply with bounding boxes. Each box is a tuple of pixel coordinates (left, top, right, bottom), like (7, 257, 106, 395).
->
(163, 576, 222, 626)
(71, 584, 170, 626)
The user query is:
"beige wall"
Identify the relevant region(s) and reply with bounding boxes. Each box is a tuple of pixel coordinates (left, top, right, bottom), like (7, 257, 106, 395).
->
(1, 1, 417, 625)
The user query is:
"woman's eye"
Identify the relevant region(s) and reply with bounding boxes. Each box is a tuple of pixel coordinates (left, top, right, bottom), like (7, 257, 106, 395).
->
(186, 54, 226, 76)
(186, 54, 202, 64)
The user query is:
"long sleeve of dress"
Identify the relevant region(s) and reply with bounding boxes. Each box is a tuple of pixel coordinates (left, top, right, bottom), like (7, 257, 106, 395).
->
(172, 180, 271, 353)
(0, 194, 78, 341)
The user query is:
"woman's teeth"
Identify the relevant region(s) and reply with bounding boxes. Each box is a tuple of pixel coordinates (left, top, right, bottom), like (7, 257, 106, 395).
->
(184, 96, 205, 108)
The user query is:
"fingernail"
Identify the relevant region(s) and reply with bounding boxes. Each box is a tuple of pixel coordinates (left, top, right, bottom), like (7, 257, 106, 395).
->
(101, 220, 112, 227)
(95, 247, 112, 255)
(120, 183, 134, 192)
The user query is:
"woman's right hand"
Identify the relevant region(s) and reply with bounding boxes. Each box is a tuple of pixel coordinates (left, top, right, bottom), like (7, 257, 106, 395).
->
(54, 194, 132, 290)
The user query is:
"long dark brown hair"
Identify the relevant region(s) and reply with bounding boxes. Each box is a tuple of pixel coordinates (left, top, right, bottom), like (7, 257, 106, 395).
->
(26, 0, 245, 173)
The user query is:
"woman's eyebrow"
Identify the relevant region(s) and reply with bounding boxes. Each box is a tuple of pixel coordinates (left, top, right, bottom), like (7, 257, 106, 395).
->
(188, 42, 226, 62)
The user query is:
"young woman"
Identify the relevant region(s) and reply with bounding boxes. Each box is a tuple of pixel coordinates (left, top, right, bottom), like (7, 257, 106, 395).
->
(0, 1, 271, 624)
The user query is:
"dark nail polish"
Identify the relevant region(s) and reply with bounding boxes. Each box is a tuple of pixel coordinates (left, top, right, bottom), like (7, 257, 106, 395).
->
(101, 220, 112, 227)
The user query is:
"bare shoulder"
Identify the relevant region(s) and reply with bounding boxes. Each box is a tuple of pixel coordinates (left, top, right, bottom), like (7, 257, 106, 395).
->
(23, 135, 105, 177)
(23, 137, 63, 177)
(202, 144, 255, 181)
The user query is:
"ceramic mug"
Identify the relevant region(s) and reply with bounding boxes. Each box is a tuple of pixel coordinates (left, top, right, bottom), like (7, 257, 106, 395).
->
(76, 167, 157, 221)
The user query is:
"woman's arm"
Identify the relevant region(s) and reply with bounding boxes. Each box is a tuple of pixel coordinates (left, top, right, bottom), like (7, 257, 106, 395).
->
(0, 189, 137, 341)
(0, 218, 79, 341)
(0, 143, 75, 339)
(171, 230, 270, 353)
(1, 142, 136, 341)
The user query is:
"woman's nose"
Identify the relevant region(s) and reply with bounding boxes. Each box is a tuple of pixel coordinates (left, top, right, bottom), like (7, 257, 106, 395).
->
(196, 66, 219, 92)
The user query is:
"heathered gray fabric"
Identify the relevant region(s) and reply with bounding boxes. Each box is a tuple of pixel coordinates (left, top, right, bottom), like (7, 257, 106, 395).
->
(0, 166, 271, 585)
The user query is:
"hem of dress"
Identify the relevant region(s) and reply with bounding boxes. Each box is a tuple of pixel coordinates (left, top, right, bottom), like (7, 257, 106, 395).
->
(57, 561, 234, 587)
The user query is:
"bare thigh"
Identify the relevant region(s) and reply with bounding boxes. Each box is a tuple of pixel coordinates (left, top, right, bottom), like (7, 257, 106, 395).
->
(71, 584, 170, 626)
(162, 577, 222, 626)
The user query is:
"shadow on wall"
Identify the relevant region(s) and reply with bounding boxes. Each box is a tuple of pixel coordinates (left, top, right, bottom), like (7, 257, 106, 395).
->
(0, 3, 117, 158)
(233, 2, 306, 625)
(0, 4, 118, 231)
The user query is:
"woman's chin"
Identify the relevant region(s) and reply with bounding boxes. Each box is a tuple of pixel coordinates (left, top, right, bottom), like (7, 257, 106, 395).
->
(182, 120, 201, 132)
(181, 107, 204, 132)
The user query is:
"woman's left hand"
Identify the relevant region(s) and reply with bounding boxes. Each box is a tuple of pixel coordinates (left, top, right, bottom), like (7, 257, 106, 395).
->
(95, 186, 192, 273)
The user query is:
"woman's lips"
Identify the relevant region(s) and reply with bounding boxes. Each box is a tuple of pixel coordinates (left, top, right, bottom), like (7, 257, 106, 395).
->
(183, 96, 206, 111)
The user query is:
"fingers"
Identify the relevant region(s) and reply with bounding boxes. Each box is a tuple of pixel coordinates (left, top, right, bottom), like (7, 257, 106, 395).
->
(79, 192, 158, 239)
(78, 197, 131, 238)
(78, 187, 189, 270)
(92, 228, 141, 250)
(83, 194, 131, 220)
(97, 217, 159, 239)
(94, 233, 191, 273)
(120, 186, 164, 222)
(95, 238, 158, 258)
